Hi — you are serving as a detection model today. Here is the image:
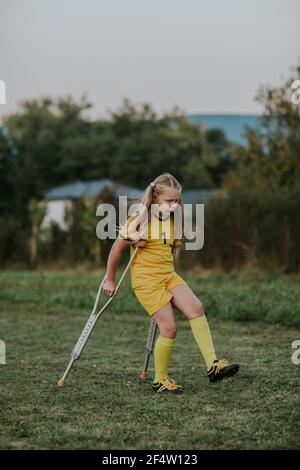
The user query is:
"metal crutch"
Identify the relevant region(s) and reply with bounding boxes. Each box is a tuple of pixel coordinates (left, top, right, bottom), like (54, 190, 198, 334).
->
(58, 244, 140, 387)
(139, 244, 178, 380)
(140, 317, 158, 380)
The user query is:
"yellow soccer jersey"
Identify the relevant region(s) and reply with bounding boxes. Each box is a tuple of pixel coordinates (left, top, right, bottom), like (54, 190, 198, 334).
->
(118, 212, 175, 289)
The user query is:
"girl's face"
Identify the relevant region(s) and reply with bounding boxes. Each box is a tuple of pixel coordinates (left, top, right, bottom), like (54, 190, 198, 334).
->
(152, 187, 181, 216)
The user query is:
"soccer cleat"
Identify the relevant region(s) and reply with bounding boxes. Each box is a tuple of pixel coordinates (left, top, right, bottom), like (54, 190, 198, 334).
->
(207, 359, 239, 383)
(152, 377, 184, 394)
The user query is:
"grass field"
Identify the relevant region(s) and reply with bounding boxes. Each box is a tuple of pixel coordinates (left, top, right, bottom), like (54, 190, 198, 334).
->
(0, 270, 299, 450)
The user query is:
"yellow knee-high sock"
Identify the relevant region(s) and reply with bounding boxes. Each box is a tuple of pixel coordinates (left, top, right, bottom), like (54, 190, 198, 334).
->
(153, 335, 175, 382)
(189, 315, 217, 370)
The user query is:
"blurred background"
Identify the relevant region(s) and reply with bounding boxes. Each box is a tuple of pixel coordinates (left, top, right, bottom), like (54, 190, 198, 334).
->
(0, 0, 299, 273)
(1, 0, 300, 452)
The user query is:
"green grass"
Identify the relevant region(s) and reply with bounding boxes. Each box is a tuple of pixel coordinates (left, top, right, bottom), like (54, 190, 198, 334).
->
(0, 270, 299, 450)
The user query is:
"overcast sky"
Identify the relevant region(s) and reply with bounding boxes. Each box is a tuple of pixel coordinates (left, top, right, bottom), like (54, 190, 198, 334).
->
(0, 0, 299, 121)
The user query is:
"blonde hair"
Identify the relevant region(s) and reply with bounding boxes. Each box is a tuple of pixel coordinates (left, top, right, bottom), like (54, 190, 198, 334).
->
(118, 172, 184, 248)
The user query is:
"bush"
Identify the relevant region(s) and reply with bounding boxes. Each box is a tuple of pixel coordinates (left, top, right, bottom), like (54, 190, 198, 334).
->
(191, 184, 300, 272)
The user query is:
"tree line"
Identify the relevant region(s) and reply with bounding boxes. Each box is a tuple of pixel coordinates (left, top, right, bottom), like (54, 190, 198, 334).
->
(0, 64, 299, 271)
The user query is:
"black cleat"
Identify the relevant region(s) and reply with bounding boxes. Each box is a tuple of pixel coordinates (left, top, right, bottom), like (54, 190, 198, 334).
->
(152, 377, 184, 394)
(207, 359, 239, 383)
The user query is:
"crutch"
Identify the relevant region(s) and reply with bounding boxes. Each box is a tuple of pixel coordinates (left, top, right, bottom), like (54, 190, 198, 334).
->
(58, 244, 140, 387)
(140, 317, 158, 380)
(140, 244, 178, 380)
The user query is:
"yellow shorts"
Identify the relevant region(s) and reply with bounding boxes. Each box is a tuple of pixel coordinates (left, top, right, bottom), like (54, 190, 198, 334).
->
(132, 271, 187, 316)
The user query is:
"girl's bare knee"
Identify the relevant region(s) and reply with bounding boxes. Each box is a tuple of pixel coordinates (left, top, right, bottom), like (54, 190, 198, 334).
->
(198, 304, 205, 316)
(160, 323, 177, 339)
(191, 299, 204, 317)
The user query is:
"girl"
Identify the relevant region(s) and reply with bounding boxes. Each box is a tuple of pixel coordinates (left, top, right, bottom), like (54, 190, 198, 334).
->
(102, 173, 239, 394)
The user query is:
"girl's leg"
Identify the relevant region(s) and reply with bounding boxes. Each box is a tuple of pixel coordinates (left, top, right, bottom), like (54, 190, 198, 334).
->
(152, 302, 177, 382)
(169, 284, 217, 370)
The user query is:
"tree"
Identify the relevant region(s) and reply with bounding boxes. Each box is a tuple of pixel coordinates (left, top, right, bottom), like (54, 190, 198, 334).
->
(0, 128, 17, 215)
(105, 98, 215, 189)
(0, 95, 228, 266)
(225, 64, 300, 190)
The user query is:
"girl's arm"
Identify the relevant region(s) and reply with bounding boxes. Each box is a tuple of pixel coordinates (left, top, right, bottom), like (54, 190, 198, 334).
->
(102, 238, 131, 297)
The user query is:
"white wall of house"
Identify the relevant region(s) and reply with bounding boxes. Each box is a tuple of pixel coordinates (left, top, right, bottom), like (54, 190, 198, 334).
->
(40, 200, 72, 231)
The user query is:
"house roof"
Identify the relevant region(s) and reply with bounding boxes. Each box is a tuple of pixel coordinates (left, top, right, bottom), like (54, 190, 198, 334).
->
(113, 183, 142, 199)
(44, 180, 112, 200)
(44, 179, 140, 201)
(44, 179, 217, 203)
(182, 189, 217, 204)
(44, 179, 141, 201)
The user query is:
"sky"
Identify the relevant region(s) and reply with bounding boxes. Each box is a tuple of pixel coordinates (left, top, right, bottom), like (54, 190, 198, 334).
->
(0, 0, 299, 122)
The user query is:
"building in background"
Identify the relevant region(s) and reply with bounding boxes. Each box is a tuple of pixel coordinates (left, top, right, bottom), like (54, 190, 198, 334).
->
(41, 179, 142, 230)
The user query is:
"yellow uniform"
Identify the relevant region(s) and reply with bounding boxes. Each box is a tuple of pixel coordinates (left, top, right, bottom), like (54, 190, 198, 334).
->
(118, 212, 187, 315)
